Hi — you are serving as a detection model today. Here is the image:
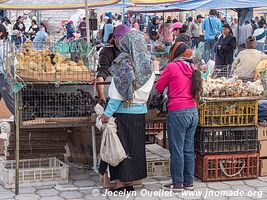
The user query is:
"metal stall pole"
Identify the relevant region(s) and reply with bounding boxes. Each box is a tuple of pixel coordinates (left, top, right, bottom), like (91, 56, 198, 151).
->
(15, 91, 21, 195)
(91, 125, 98, 172)
(85, 0, 90, 43)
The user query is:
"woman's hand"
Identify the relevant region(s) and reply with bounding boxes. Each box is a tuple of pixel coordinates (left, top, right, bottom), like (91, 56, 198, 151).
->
(100, 114, 109, 123)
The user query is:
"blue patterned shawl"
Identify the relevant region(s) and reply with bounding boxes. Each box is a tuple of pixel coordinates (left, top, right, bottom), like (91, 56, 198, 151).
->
(109, 30, 153, 105)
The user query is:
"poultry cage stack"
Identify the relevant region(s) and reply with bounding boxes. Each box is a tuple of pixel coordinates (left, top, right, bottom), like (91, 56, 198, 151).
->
(10, 39, 98, 161)
(195, 76, 262, 181)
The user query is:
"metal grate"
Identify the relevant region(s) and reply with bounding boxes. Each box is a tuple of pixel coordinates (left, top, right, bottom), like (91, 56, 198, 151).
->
(195, 126, 258, 155)
(21, 84, 98, 127)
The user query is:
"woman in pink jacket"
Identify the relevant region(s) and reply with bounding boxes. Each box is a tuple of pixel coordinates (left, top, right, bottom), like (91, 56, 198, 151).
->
(156, 42, 202, 192)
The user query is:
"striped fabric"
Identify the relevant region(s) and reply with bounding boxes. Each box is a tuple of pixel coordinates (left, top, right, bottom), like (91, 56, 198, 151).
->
(109, 113, 147, 182)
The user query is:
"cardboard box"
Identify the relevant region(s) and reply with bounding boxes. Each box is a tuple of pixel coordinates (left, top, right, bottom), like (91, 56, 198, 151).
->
(258, 126, 267, 141)
(260, 159, 267, 176)
(0, 100, 12, 119)
(259, 141, 267, 157)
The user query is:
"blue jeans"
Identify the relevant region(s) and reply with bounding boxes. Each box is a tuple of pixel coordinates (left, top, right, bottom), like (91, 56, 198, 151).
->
(167, 107, 198, 185)
(256, 42, 266, 52)
(191, 37, 199, 49)
(204, 39, 216, 63)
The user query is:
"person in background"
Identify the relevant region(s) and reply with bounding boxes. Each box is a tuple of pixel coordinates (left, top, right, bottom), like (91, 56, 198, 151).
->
(148, 16, 160, 43)
(232, 35, 267, 80)
(2, 17, 12, 38)
(100, 30, 155, 192)
(33, 24, 48, 50)
(202, 9, 222, 62)
(11, 30, 26, 49)
(133, 19, 139, 31)
(253, 21, 267, 52)
(158, 16, 173, 48)
(13, 16, 26, 33)
(214, 24, 236, 77)
(78, 17, 87, 40)
(28, 19, 39, 41)
(115, 14, 123, 27)
(97, 25, 130, 103)
(99, 16, 108, 42)
(137, 14, 145, 32)
(238, 21, 253, 50)
(188, 15, 204, 48)
(251, 20, 257, 32)
(187, 16, 194, 35)
(66, 20, 75, 40)
(156, 42, 202, 192)
(255, 16, 260, 28)
(170, 22, 192, 46)
(231, 18, 238, 37)
(0, 24, 14, 115)
(103, 18, 114, 44)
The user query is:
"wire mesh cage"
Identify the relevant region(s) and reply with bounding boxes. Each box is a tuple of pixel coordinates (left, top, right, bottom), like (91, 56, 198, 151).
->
(195, 126, 258, 155)
(14, 38, 94, 83)
(20, 84, 98, 127)
(211, 65, 232, 79)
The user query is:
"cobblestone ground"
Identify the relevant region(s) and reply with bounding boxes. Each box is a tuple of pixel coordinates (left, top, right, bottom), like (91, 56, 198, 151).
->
(0, 163, 267, 200)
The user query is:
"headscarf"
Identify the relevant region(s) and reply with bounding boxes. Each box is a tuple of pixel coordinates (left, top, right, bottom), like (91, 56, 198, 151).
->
(109, 30, 153, 106)
(169, 42, 193, 62)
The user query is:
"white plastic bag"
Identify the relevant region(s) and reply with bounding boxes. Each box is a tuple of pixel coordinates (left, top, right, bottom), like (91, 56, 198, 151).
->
(94, 104, 127, 167)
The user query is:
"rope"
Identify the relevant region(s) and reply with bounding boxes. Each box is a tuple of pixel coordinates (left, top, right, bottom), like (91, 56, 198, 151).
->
(219, 160, 246, 177)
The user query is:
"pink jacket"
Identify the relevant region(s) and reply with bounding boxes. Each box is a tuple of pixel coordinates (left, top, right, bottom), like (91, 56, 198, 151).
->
(155, 60, 197, 111)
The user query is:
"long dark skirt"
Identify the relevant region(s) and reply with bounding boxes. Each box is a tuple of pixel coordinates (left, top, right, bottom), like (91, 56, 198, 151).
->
(109, 113, 147, 182)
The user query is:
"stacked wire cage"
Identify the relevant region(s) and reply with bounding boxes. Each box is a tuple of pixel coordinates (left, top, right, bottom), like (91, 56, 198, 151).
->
(13, 38, 99, 127)
(195, 96, 260, 182)
(9, 38, 99, 162)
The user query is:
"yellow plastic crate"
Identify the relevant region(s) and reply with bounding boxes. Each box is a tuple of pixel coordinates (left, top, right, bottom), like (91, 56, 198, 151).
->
(199, 100, 258, 127)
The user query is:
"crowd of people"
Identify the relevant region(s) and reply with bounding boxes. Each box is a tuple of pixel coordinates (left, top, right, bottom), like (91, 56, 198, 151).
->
(0, 9, 267, 193)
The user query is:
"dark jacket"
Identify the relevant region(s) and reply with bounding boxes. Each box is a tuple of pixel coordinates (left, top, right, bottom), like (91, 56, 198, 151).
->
(148, 19, 159, 41)
(97, 43, 120, 80)
(215, 34, 236, 66)
(175, 34, 192, 47)
(78, 21, 87, 39)
(28, 25, 39, 41)
(13, 22, 26, 33)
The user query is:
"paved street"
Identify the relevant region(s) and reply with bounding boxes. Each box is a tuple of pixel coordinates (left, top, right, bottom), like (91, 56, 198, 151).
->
(0, 163, 267, 200)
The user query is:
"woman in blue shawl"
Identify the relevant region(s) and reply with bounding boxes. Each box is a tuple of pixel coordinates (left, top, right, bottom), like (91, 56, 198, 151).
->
(100, 30, 155, 191)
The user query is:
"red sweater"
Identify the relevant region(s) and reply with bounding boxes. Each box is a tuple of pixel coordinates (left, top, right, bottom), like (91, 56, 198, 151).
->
(156, 60, 197, 111)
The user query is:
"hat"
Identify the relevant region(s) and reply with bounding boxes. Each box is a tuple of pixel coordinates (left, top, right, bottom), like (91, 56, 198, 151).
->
(169, 22, 183, 32)
(114, 25, 131, 40)
(166, 16, 172, 23)
(188, 16, 193, 21)
(104, 16, 109, 20)
(197, 14, 204, 19)
(68, 20, 74, 24)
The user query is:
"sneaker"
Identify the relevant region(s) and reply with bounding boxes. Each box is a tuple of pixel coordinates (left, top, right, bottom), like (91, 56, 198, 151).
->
(184, 184, 194, 190)
(162, 183, 184, 192)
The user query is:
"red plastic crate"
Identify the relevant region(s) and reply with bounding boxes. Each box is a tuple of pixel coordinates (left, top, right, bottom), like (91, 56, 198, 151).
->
(195, 153, 259, 181)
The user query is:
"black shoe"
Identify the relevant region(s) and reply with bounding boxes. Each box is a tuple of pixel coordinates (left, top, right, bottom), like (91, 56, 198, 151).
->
(125, 186, 135, 191)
